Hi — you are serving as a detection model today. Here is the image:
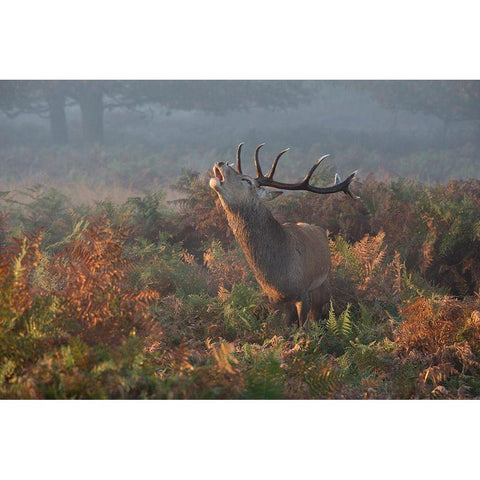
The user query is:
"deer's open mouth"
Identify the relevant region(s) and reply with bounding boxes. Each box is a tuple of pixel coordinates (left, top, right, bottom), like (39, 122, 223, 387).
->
(214, 166, 224, 183)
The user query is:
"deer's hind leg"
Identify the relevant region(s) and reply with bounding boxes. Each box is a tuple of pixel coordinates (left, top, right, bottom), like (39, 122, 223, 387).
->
(308, 280, 332, 323)
(295, 292, 311, 328)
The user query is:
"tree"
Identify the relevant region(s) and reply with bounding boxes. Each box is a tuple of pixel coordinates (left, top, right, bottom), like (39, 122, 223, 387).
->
(0, 80, 70, 144)
(65, 81, 107, 144)
(0, 80, 315, 146)
(360, 80, 480, 144)
(44, 82, 69, 144)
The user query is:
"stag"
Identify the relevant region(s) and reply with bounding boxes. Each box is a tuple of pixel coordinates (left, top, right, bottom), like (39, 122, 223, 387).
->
(210, 143, 358, 327)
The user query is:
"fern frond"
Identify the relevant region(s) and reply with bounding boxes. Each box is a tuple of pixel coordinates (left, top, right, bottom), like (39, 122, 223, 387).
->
(327, 301, 338, 335)
(305, 355, 343, 398)
(327, 302, 353, 338)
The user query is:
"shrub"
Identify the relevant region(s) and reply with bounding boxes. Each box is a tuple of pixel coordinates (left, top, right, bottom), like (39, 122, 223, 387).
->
(1, 172, 479, 399)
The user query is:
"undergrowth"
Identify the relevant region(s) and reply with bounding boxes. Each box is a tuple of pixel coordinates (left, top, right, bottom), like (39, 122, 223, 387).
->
(0, 173, 479, 398)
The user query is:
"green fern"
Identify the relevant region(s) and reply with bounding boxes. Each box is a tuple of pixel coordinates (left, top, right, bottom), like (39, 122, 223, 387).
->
(0, 360, 16, 387)
(23, 297, 61, 339)
(327, 302, 353, 338)
(221, 283, 263, 333)
(305, 355, 343, 398)
(331, 236, 362, 279)
(474, 222, 480, 242)
(46, 217, 89, 252)
(244, 350, 285, 399)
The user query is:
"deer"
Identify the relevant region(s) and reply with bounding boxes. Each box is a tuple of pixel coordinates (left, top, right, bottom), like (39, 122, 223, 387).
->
(209, 143, 358, 327)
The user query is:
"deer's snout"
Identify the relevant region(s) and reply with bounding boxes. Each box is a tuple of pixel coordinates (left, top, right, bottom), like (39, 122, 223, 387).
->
(213, 163, 226, 183)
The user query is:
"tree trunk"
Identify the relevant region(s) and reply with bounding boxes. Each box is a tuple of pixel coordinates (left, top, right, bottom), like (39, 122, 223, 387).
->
(46, 90, 68, 145)
(79, 87, 104, 145)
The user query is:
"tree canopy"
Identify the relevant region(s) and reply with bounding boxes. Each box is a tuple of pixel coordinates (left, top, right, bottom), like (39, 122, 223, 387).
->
(360, 80, 480, 123)
(0, 80, 314, 145)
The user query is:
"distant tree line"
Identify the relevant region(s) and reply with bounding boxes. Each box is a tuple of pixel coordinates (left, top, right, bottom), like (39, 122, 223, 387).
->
(0, 80, 479, 146)
(0, 80, 314, 145)
(359, 80, 480, 144)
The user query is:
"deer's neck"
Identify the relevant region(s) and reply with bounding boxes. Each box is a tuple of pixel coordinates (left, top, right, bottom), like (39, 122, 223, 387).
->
(221, 200, 289, 292)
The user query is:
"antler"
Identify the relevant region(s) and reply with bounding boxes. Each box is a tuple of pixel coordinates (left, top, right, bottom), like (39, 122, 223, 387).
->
(237, 143, 290, 179)
(236, 142, 244, 173)
(251, 144, 359, 199)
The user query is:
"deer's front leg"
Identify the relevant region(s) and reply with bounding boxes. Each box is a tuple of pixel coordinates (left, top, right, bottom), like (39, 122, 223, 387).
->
(274, 301, 297, 327)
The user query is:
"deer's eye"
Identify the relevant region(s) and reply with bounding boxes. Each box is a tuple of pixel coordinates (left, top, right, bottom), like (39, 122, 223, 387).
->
(241, 178, 252, 186)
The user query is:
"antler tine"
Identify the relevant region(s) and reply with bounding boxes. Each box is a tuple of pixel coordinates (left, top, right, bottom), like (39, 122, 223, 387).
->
(344, 171, 360, 199)
(254, 143, 265, 178)
(267, 148, 289, 179)
(236, 142, 244, 173)
(303, 169, 359, 197)
(302, 154, 330, 184)
(254, 149, 359, 199)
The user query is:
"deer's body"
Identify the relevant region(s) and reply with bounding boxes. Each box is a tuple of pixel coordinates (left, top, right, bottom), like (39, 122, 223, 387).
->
(220, 196, 331, 322)
(210, 144, 357, 326)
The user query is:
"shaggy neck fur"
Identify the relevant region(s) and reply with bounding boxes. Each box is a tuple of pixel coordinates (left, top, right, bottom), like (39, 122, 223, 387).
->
(219, 197, 290, 300)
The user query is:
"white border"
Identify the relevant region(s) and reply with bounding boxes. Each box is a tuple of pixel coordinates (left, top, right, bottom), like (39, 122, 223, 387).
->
(1, 400, 478, 479)
(1, 2, 478, 478)
(2, 1, 479, 79)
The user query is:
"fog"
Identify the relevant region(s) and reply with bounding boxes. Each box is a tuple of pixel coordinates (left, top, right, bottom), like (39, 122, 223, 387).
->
(1, 81, 479, 196)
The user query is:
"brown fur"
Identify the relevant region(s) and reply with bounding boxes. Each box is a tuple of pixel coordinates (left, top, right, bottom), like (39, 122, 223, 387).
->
(210, 162, 331, 326)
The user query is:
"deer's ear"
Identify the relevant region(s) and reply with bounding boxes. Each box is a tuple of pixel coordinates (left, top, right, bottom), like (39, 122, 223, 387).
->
(257, 188, 283, 201)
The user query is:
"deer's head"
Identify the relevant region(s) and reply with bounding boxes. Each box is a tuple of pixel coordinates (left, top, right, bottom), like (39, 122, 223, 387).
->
(210, 143, 359, 209)
(209, 164, 281, 208)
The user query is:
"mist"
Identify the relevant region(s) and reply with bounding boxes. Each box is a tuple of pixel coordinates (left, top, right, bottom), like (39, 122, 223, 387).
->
(1, 87, 480, 400)
(0, 80, 479, 199)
